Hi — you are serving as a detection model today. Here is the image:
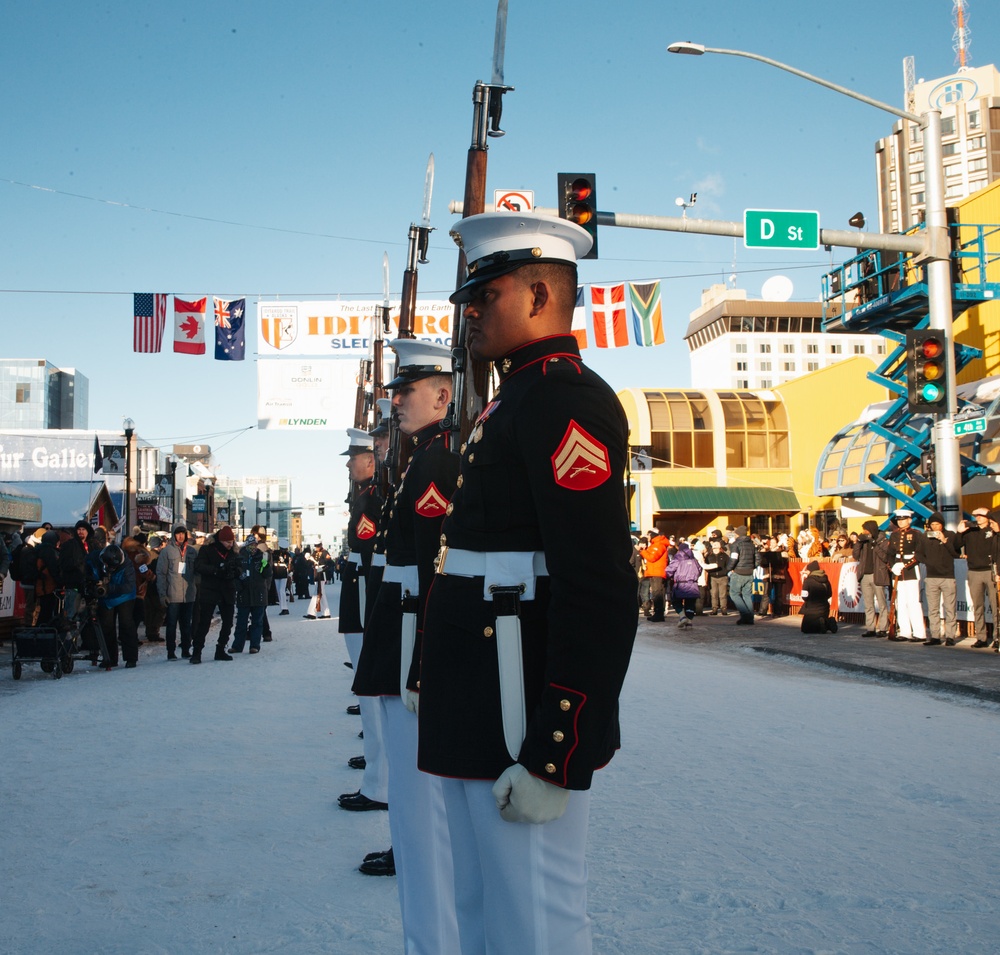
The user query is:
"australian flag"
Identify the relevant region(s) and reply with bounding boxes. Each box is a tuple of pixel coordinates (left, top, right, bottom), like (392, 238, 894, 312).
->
(215, 297, 246, 361)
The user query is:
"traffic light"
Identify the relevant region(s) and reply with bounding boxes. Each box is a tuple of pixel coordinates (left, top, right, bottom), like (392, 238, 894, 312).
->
(557, 173, 598, 259)
(318, 501, 325, 517)
(906, 330, 949, 414)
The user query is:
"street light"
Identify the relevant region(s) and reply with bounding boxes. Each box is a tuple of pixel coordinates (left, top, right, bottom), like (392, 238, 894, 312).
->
(123, 417, 135, 537)
(168, 456, 178, 528)
(667, 41, 961, 525)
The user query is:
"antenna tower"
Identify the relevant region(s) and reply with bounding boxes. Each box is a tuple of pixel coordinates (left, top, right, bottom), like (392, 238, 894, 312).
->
(953, 0, 971, 70)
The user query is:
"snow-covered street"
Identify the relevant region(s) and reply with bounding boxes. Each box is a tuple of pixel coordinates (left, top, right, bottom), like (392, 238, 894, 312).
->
(2, 595, 999, 954)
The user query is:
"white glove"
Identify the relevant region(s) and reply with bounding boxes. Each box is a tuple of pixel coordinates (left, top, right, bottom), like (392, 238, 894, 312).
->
(492, 763, 570, 824)
(404, 689, 419, 715)
(891, 562, 904, 577)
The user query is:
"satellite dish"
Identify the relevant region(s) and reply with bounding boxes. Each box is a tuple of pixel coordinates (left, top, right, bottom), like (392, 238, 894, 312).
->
(761, 275, 794, 302)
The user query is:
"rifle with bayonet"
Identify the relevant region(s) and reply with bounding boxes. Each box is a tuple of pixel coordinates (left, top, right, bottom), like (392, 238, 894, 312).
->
(389, 154, 435, 485)
(445, 0, 512, 452)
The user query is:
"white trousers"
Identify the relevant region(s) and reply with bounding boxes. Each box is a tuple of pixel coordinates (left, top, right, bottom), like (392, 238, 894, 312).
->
(276, 579, 289, 613)
(895, 578, 926, 639)
(380, 697, 460, 955)
(440, 777, 592, 955)
(344, 632, 388, 803)
(312, 580, 331, 617)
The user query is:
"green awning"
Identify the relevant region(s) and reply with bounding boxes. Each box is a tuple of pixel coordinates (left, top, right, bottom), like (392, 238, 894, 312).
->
(653, 485, 800, 513)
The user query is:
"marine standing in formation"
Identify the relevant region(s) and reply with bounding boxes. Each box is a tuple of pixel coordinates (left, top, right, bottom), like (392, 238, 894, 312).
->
(417, 212, 638, 954)
(352, 339, 461, 951)
(887, 508, 927, 642)
(336, 428, 388, 814)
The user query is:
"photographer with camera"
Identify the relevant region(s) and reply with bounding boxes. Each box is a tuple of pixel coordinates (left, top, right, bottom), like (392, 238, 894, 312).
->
(921, 512, 960, 646)
(191, 525, 239, 663)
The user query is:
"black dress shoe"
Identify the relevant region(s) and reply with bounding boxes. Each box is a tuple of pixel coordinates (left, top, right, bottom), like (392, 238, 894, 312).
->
(359, 847, 395, 876)
(348, 755, 366, 770)
(125, 661, 137, 668)
(363, 847, 391, 863)
(923, 637, 943, 646)
(167, 652, 178, 660)
(945, 637, 955, 646)
(346, 704, 361, 715)
(972, 639, 990, 648)
(339, 792, 388, 812)
(861, 630, 878, 638)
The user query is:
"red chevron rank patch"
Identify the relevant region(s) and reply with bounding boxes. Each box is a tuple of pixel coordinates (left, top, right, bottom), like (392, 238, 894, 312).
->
(415, 482, 450, 516)
(551, 420, 611, 490)
(356, 514, 377, 539)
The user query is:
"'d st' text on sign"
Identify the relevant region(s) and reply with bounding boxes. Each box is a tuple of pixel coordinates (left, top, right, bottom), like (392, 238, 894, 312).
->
(744, 209, 820, 250)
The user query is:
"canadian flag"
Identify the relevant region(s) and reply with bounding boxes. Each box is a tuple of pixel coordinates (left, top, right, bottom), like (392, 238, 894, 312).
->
(174, 297, 207, 355)
(590, 284, 629, 348)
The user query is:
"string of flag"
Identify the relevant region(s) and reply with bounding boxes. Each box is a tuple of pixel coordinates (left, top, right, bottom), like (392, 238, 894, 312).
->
(133, 293, 246, 360)
(572, 281, 665, 350)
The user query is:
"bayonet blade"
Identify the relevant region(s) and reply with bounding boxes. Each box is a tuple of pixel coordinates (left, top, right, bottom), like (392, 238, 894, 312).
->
(421, 153, 435, 228)
(382, 252, 390, 309)
(491, 0, 508, 86)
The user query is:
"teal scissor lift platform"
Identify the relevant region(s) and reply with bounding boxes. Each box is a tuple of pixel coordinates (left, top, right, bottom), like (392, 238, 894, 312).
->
(820, 223, 1000, 520)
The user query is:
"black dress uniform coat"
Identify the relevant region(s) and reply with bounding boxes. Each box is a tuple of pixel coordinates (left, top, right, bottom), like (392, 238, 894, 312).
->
(888, 527, 926, 580)
(418, 335, 637, 791)
(338, 480, 383, 634)
(353, 422, 459, 698)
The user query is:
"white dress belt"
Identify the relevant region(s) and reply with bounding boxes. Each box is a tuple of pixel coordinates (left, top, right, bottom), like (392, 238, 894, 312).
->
(370, 553, 387, 568)
(436, 548, 548, 601)
(347, 551, 361, 564)
(382, 563, 419, 594)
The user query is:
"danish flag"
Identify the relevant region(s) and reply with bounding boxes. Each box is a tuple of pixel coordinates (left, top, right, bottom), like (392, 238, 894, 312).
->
(356, 514, 377, 539)
(551, 420, 611, 491)
(415, 482, 450, 517)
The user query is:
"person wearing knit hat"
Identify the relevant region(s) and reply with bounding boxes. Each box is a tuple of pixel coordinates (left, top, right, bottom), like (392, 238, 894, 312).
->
(800, 560, 836, 634)
(957, 508, 1000, 648)
(921, 512, 960, 646)
(191, 525, 239, 662)
(853, 520, 891, 637)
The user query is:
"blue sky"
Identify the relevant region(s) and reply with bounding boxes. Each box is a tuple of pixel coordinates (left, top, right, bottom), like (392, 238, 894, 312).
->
(3, 0, 997, 539)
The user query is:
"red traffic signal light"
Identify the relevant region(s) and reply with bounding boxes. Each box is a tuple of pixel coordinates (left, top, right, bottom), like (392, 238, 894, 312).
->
(557, 173, 598, 258)
(906, 330, 948, 414)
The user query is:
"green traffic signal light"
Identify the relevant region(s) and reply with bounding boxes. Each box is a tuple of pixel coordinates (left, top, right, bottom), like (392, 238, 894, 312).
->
(905, 330, 948, 414)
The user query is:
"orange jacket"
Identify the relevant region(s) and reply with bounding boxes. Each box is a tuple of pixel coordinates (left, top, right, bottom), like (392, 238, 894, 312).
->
(639, 534, 668, 577)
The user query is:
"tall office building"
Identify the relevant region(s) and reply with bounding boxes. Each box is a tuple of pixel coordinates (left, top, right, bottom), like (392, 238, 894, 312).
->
(0, 359, 88, 430)
(685, 285, 885, 391)
(875, 63, 1000, 233)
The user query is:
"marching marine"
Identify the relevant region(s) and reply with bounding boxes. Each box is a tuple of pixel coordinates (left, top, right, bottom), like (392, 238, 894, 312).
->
(887, 508, 927, 642)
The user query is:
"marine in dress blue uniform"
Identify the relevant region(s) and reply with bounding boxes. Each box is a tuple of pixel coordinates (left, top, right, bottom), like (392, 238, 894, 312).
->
(336, 428, 388, 811)
(417, 212, 637, 954)
(351, 340, 461, 952)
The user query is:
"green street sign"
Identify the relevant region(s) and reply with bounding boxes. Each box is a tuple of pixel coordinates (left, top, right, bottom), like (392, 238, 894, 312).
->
(744, 209, 820, 250)
(954, 417, 987, 436)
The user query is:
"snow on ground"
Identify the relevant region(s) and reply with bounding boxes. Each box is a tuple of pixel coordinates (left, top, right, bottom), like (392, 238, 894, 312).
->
(2, 586, 999, 954)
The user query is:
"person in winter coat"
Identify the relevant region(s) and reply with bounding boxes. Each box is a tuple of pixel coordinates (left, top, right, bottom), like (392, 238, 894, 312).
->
(638, 531, 669, 622)
(33, 529, 62, 625)
(122, 532, 152, 636)
(853, 520, 891, 637)
(94, 543, 138, 668)
(59, 520, 93, 620)
(800, 560, 837, 634)
(231, 529, 273, 654)
(666, 541, 702, 627)
(921, 511, 960, 645)
(191, 525, 239, 662)
(727, 526, 759, 625)
(156, 524, 198, 659)
(704, 539, 731, 614)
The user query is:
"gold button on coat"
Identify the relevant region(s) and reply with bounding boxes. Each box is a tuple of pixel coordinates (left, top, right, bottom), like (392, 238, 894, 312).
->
(445, 503, 454, 515)
(483, 626, 494, 638)
(456, 475, 464, 488)
(544, 763, 556, 774)
(468, 453, 475, 463)
(552, 730, 564, 742)
(559, 699, 571, 711)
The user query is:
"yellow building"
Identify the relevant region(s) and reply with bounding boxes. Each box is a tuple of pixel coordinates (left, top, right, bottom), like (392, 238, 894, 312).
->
(618, 356, 887, 539)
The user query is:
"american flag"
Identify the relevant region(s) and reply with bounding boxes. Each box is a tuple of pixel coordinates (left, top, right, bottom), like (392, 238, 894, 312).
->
(133, 293, 168, 353)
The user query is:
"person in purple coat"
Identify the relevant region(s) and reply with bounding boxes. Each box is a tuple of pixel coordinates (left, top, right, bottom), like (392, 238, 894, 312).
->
(666, 540, 703, 628)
